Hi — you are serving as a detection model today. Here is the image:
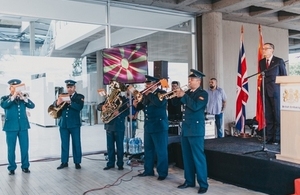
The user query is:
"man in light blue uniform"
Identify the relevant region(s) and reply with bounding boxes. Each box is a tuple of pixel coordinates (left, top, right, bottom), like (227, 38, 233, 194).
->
(206, 78, 227, 138)
(134, 75, 169, 181)
(55, 80, 84, 170)
(176, 69, 209, 194)
(0, 79, 35, 175)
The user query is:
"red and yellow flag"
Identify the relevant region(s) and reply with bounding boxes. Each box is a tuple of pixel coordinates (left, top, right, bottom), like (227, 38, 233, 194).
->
(256, 25, 265, 130)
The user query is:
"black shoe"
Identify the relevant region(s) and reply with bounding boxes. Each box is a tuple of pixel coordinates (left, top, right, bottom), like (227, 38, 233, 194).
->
(103, 166, 114, 170)
(57, 163, 68, 169)
(157, 176, 166, 181)
(137, 172, 155, 177)
(22, 168, 30, 173)
(118, 166, 124, 170)
(198, 187, 208, 194)
(177, 183, 195, 189)
(8, 170, 15, 175)
(75, 164, 81, 169)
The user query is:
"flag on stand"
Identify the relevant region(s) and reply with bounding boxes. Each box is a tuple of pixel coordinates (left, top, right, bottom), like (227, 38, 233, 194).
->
(256, 24, 265, 131)
(235, 26, 249, 133)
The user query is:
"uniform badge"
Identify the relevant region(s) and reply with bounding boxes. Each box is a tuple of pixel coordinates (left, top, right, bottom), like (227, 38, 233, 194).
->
(81, 98, 84, 101)
(199, 96, 204, 100)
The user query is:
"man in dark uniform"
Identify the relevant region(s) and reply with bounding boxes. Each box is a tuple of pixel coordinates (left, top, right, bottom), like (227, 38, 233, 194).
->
(0, 79, 35, 175)
(134, 75, 169, 181)
(167, 81, 182, 121)
(97, 82, 129, 170)
(55, 80, 85, 170)
(176, 69, 209, 194)
(259, 43, 287, 145)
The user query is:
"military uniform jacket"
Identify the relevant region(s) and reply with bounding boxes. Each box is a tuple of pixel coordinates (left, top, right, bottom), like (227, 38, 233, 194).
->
(180, 88, 208, 137)
(97, 95, 129, 131)
(259, 56, 287, 97)
(136, 88, 168, 133)
(54, 92, 84, 129)
(0, 95, 35, 131)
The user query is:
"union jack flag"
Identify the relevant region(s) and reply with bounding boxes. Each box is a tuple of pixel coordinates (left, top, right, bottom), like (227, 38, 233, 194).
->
(235, 26, 249, 133)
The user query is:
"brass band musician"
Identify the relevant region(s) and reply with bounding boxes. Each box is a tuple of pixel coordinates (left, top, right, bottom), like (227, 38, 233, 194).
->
(133, 75, 169, 181)
(176, 69, 209, 194)
(55, 80, 85, 170)
(0, 79, 35, 175)
(167, 81, 182, 122)
(97, 81, 129, 171)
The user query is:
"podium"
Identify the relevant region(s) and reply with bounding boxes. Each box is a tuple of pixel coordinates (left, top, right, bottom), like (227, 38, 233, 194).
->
(276, 76, 300, 164)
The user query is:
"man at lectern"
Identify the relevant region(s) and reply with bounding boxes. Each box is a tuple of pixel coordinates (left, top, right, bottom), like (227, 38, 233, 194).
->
(259, 43, 287, 145)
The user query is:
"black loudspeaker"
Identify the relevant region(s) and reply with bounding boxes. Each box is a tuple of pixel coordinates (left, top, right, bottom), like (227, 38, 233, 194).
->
(168, 143, 183, 169)
(154, 61, 168, 79)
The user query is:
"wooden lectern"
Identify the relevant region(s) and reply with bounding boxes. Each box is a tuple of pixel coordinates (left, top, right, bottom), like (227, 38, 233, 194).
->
(276, 76, 300, 164)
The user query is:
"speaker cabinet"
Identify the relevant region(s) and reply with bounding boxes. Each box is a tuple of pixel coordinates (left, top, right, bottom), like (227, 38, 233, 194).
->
(154, 61, 168, 79)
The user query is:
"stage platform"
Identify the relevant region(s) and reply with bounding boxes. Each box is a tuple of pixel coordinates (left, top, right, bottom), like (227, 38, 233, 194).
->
(169, 136, 300, 195)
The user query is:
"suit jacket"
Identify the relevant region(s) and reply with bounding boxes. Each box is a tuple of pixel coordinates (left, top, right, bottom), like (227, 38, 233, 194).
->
(0, 95, 35, 131)
(97, 95, 129, 131)
(136, 88, 168, 133)
(54, 92, 84, 129)
(259, 56, 287, 97)
(180, 88, 208, 137)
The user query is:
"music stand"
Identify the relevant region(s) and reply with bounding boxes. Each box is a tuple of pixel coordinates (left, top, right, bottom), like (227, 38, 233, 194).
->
(243, 66, 279, 155)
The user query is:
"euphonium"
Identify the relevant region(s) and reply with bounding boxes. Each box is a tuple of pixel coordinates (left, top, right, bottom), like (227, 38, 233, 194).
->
(100, 81, 123, 124)
(48, 101, 67, 119)
(48, 93, 69, 119)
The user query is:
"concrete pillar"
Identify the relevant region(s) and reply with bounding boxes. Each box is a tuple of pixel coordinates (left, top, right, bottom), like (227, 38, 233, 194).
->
(201, 12, 223, 88)
(96, 50, 104, 123)
(29, 21, 35, 56)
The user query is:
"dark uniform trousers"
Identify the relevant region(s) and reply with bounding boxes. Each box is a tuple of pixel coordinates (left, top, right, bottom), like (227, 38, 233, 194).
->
(136, 89, 169, 178)
(1, 95, 35, 171)
(98, 95, 129, 168)
(180, 88, 209, 189)
(56, 92, 84, 164)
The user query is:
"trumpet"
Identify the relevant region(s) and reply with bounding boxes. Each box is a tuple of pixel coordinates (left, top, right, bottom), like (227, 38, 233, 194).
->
(19, 92, 29, 98)
(158, 85, 189, 101)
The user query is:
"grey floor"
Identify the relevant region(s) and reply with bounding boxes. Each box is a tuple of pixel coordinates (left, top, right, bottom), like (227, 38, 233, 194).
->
(0, 123, 267, 195)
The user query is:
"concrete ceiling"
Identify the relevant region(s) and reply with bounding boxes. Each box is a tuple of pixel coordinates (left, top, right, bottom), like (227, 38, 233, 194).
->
(72, 0, 300, 54)
(1, 0, 300, 59)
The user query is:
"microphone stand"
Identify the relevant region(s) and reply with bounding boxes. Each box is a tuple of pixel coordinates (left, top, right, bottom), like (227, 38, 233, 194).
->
(243, 63, 283, 155)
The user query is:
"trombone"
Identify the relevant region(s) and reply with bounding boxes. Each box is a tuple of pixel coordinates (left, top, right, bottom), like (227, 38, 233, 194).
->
(158, 85, 188, 101)
(128, 79, 169, 102)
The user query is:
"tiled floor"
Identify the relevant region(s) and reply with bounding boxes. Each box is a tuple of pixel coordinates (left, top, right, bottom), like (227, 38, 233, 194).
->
(0, 124, 267, 195)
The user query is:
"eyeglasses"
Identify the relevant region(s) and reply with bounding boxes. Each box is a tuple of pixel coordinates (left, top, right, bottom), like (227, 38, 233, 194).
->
(262, 48, 272, 50)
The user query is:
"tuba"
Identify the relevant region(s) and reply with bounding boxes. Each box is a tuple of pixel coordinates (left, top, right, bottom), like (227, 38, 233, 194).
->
(48, 93, 69, 119)
(100, 81, 123, 124)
